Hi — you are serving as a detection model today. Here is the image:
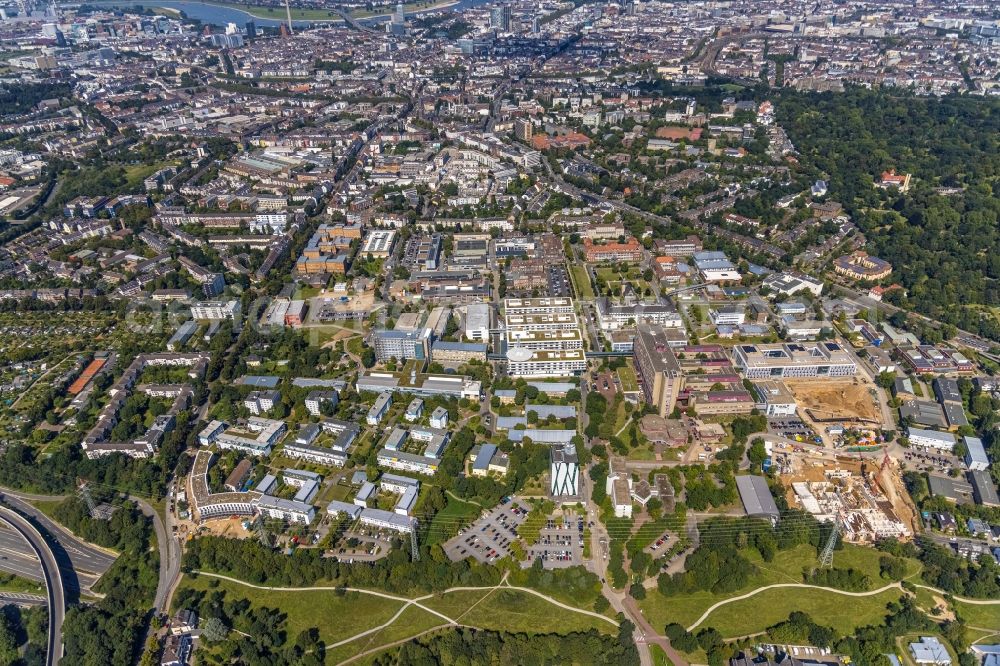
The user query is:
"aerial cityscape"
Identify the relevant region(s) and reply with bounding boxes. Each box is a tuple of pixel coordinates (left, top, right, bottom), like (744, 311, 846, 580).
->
(0, 0, 997, 664)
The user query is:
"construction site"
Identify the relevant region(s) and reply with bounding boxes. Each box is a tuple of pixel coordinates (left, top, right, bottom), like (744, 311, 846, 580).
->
(780, 450, 920, 543)
(785, 378, 882, 426)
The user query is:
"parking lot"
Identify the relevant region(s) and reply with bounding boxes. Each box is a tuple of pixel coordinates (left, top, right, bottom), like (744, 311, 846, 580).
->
(442, 497, 531, 564)
(903, 449, 960, 473)
(525, 512, 585, 569)
(589, 371, 619, 403)
(644, 529, 674, 556)
(548, 265, 570, 297)
(768, 418, 817, 441)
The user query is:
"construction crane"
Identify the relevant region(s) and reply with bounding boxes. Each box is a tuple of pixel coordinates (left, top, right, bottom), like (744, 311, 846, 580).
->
(284, 0, 293, 35)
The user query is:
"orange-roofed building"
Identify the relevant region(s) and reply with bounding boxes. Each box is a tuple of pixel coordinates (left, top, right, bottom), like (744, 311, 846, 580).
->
(877, 170, 911, 192)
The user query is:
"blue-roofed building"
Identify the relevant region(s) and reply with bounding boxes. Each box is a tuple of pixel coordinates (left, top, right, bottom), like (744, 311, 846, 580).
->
(238, 375, 280, 389)
(964, 435, 990, 471)
(355, 481, 376, 506)
(525, 404, 577, 419)
(326, 500, 362, 520)
(470, 443, 508, 476)
(494, 389, 516, 403)
(256, 474, 277, 495)
(526, 381, 576, 395)
(496, 416, 527, 430)
(508, 428, 576, 444)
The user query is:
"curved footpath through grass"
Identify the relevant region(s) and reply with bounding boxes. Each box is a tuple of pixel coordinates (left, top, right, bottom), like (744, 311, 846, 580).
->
(686, 581, 1000, 634)
(187, 570, 618, 664)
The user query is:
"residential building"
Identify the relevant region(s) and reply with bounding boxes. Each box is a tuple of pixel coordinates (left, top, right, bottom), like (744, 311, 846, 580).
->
(469, 443, 509, 477)
(244, 390, 279, 415)
(215, 418, 286, 456)
(833, 251, 892, 281)
(191, 300, 240, 321)
(429, 406, 448, 429)
(367, 392, 392, 425)
(304, 390, 338, 416)
(404, 398, 424, 422)
(255, 495, 315, 524)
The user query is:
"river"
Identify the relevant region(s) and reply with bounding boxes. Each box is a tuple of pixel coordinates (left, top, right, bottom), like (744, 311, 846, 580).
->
(91, 0, 490, 28)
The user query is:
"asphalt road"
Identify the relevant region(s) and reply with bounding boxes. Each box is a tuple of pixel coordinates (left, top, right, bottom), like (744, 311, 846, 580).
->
(0, 526, 46, 582)
(0, 505, 64, 665)
(133, 495, 180, 613)
(0, 591, 46, 606)
(0, 491, 117, 597)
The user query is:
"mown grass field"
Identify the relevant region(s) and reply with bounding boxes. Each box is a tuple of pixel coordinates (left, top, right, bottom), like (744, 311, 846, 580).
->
(638, 543, 920, 632)
(696, 586, 903, 638)
(176, 575, 404, 645)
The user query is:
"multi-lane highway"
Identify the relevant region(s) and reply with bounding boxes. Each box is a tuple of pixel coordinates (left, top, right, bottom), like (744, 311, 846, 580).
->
(0, 524, 48, 583)
(0, 491, 117, 597)
(0, 505, 64, 665)
(0, 487, 181, 614)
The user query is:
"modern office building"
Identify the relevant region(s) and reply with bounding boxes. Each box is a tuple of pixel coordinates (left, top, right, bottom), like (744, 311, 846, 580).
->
(633, 322, 684, 417)
(505, 348, 587, 378)
(907, 427, 956, 451)
(504, 297, 575, 316)
(464, 302, 493, 341)
(490, 3, 511, 31)
(372, 328, 432, 362)
(595, 298, 683, 330)
(360, 229, 396, 258)
(752, 380, 797, 417)
(732, 342, 857, 379)
(504, 328, 583, 351)
(550, 444, 579, 498)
